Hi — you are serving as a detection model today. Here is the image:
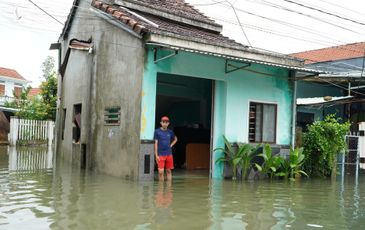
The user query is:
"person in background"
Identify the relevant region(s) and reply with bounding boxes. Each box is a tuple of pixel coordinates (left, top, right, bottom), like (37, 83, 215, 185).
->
(154, 116, 178, 181)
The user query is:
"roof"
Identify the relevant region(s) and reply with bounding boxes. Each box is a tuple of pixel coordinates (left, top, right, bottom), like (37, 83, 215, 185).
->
(291, 42, 365, 64)
(61, 0, 308, 70)
(297, 96, 353, 105)
(28, 88, 41, 97)
(119, 0, 218, 26)
(148, 42, 322, 74)
(91, 0, 245, 50)
(0, 67, 27, 81)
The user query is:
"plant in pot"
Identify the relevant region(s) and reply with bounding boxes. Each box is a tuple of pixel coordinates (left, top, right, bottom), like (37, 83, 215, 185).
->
(255, 144, 283, 180)
(215, 135, 260, 180)
(277, 147, 308, 181)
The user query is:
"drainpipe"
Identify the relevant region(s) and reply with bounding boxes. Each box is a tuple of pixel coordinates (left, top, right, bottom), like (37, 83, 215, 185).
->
(291, 70, 297, 148)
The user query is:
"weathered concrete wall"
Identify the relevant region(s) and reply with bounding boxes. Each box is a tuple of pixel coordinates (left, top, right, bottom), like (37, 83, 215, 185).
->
(57, 0, 144, 179)
(58, 49, 93, 164)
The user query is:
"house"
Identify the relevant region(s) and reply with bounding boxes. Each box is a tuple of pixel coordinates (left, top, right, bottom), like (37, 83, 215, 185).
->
(28, 88, 42, 99)
(54, 0, 319, 180)
(0, 67, 29, 143)
(0, 67, 29, 106)
(291, 42, 365, 130)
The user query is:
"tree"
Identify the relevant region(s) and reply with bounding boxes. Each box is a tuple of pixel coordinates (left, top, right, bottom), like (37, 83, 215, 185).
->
(39, 73, 57, 120)
(5, 56, 57, 120)
(41, 56, 55, 80)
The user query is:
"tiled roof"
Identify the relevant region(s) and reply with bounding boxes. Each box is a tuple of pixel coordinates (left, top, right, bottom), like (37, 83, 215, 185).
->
(91, 0, 247, 50)
(0, 67, 26, 81)
(121, 0, 216, 25)
(291, 42, 365, 64)
(28, 88, 41, 97)
(93, 0, 147, 35)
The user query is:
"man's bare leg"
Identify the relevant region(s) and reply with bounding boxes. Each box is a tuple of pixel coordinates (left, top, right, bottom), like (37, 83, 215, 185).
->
(158, 168, 165, 181)
(166, 169, 172, 181)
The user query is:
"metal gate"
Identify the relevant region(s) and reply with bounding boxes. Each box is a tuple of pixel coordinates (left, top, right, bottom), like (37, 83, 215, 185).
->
(341, 133, 360, 178)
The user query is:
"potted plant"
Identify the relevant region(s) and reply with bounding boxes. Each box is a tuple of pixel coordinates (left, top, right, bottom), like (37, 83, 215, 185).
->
(215, 135, 260, 180)
(255, 144, 283, 180)
(277, 147, 308, 181)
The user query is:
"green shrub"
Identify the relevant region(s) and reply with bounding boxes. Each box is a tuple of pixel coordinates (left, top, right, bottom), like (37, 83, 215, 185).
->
(302, 114, 350, 178)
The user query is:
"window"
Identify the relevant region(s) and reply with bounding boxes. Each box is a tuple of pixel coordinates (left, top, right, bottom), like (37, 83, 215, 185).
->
(0, 85, 4, 96)
(249, 102, 277, 143)
(73, 104, 82, 143)
(104, 107, 121, 125)
(14, 86, 22, 97)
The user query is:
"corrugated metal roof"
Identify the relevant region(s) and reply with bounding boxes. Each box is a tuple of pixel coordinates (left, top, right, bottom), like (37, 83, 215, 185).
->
(297, 96, 353, 105)
(147, 42, 322, 74)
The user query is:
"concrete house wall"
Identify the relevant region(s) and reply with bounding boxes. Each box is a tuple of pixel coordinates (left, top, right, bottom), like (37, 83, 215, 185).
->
(140, 47, 294, 178)
(56, 0, 305, 180)
(57, 0, 144, 179)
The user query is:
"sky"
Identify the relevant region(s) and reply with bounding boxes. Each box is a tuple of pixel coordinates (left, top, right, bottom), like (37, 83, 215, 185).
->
(1, 0, 365, 86)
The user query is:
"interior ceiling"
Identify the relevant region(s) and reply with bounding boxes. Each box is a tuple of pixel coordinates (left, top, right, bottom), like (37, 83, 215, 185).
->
(156, 95, 196, 113)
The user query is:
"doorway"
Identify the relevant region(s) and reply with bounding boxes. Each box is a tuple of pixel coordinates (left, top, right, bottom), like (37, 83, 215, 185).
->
(155, 73, 213, 173)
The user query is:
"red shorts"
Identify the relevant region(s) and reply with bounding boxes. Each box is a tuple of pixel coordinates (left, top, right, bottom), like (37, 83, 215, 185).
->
(157, 155, 174, 170)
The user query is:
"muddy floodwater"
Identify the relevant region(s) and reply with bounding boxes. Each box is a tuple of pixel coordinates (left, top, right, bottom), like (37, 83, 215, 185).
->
(0, 146, 364, 229)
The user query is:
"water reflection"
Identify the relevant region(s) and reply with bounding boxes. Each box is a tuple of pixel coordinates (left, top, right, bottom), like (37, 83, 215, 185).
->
(8, 146, 53, 171)
(155, 181, 173, 208)
(0, 146, 365, 229)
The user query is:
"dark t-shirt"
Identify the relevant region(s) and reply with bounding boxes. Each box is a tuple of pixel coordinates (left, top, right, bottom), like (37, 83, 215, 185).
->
(154, 128, 175, 156)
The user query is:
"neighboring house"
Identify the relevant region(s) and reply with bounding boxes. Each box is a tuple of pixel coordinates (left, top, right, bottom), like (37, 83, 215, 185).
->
(0, 67, 28, 143)
(0, 67, 29, 106)
(55, 0, 318, 180)
(28, 88, 42, 99)
(291, 42, 365, 130)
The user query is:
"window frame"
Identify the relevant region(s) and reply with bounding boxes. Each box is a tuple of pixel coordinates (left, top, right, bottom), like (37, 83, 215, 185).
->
(104, 106, 121, 126)
(248, 101, 278, 144)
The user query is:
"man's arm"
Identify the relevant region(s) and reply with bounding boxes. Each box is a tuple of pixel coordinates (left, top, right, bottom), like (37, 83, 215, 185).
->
(154, 140, 159, 163)
(170, 136, 178, 148)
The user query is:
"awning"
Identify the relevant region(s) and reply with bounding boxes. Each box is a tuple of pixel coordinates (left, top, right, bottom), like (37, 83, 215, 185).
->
(146, 42, 323, 75)
(297, 96, 353, 106)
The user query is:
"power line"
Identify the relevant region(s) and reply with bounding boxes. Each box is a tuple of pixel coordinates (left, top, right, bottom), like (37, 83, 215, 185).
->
(0, 0, 362, 74)
(281, 0, 365, 26)
(318, 0, 365, 18)
(192, 1, 365, 55)
(259, 0, 363, 35)
(213, 0, 252, 46)
(26, 0, 64, 25)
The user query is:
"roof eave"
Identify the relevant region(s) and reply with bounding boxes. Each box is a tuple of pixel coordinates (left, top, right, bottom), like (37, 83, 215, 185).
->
(58, 0, 80, 41)
(114, 0, 223, 33)
(146, 34, 306, 68)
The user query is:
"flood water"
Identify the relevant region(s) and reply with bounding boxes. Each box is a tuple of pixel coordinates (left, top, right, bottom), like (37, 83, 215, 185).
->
(0, 146, 365, 229)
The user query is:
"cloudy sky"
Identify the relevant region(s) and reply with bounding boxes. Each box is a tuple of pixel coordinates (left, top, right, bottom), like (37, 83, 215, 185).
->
(1, 0, 365, 86)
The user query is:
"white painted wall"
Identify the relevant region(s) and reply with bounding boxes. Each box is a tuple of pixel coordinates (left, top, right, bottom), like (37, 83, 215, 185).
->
(0, 76, 28, 105)
(0, 76, 28, 97)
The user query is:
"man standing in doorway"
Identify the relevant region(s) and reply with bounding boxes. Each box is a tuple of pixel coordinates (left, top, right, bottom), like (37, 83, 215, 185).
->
(154, 116, 178, 181)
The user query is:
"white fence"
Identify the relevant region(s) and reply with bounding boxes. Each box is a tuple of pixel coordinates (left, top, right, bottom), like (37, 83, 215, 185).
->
(8, 117, 54, 146)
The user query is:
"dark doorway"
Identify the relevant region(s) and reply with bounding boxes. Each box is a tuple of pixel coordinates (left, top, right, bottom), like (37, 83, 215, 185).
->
(155, 73, 213, 171)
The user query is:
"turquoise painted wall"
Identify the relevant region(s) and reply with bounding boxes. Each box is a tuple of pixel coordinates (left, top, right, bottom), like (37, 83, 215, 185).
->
(140, 46, 293, 178)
